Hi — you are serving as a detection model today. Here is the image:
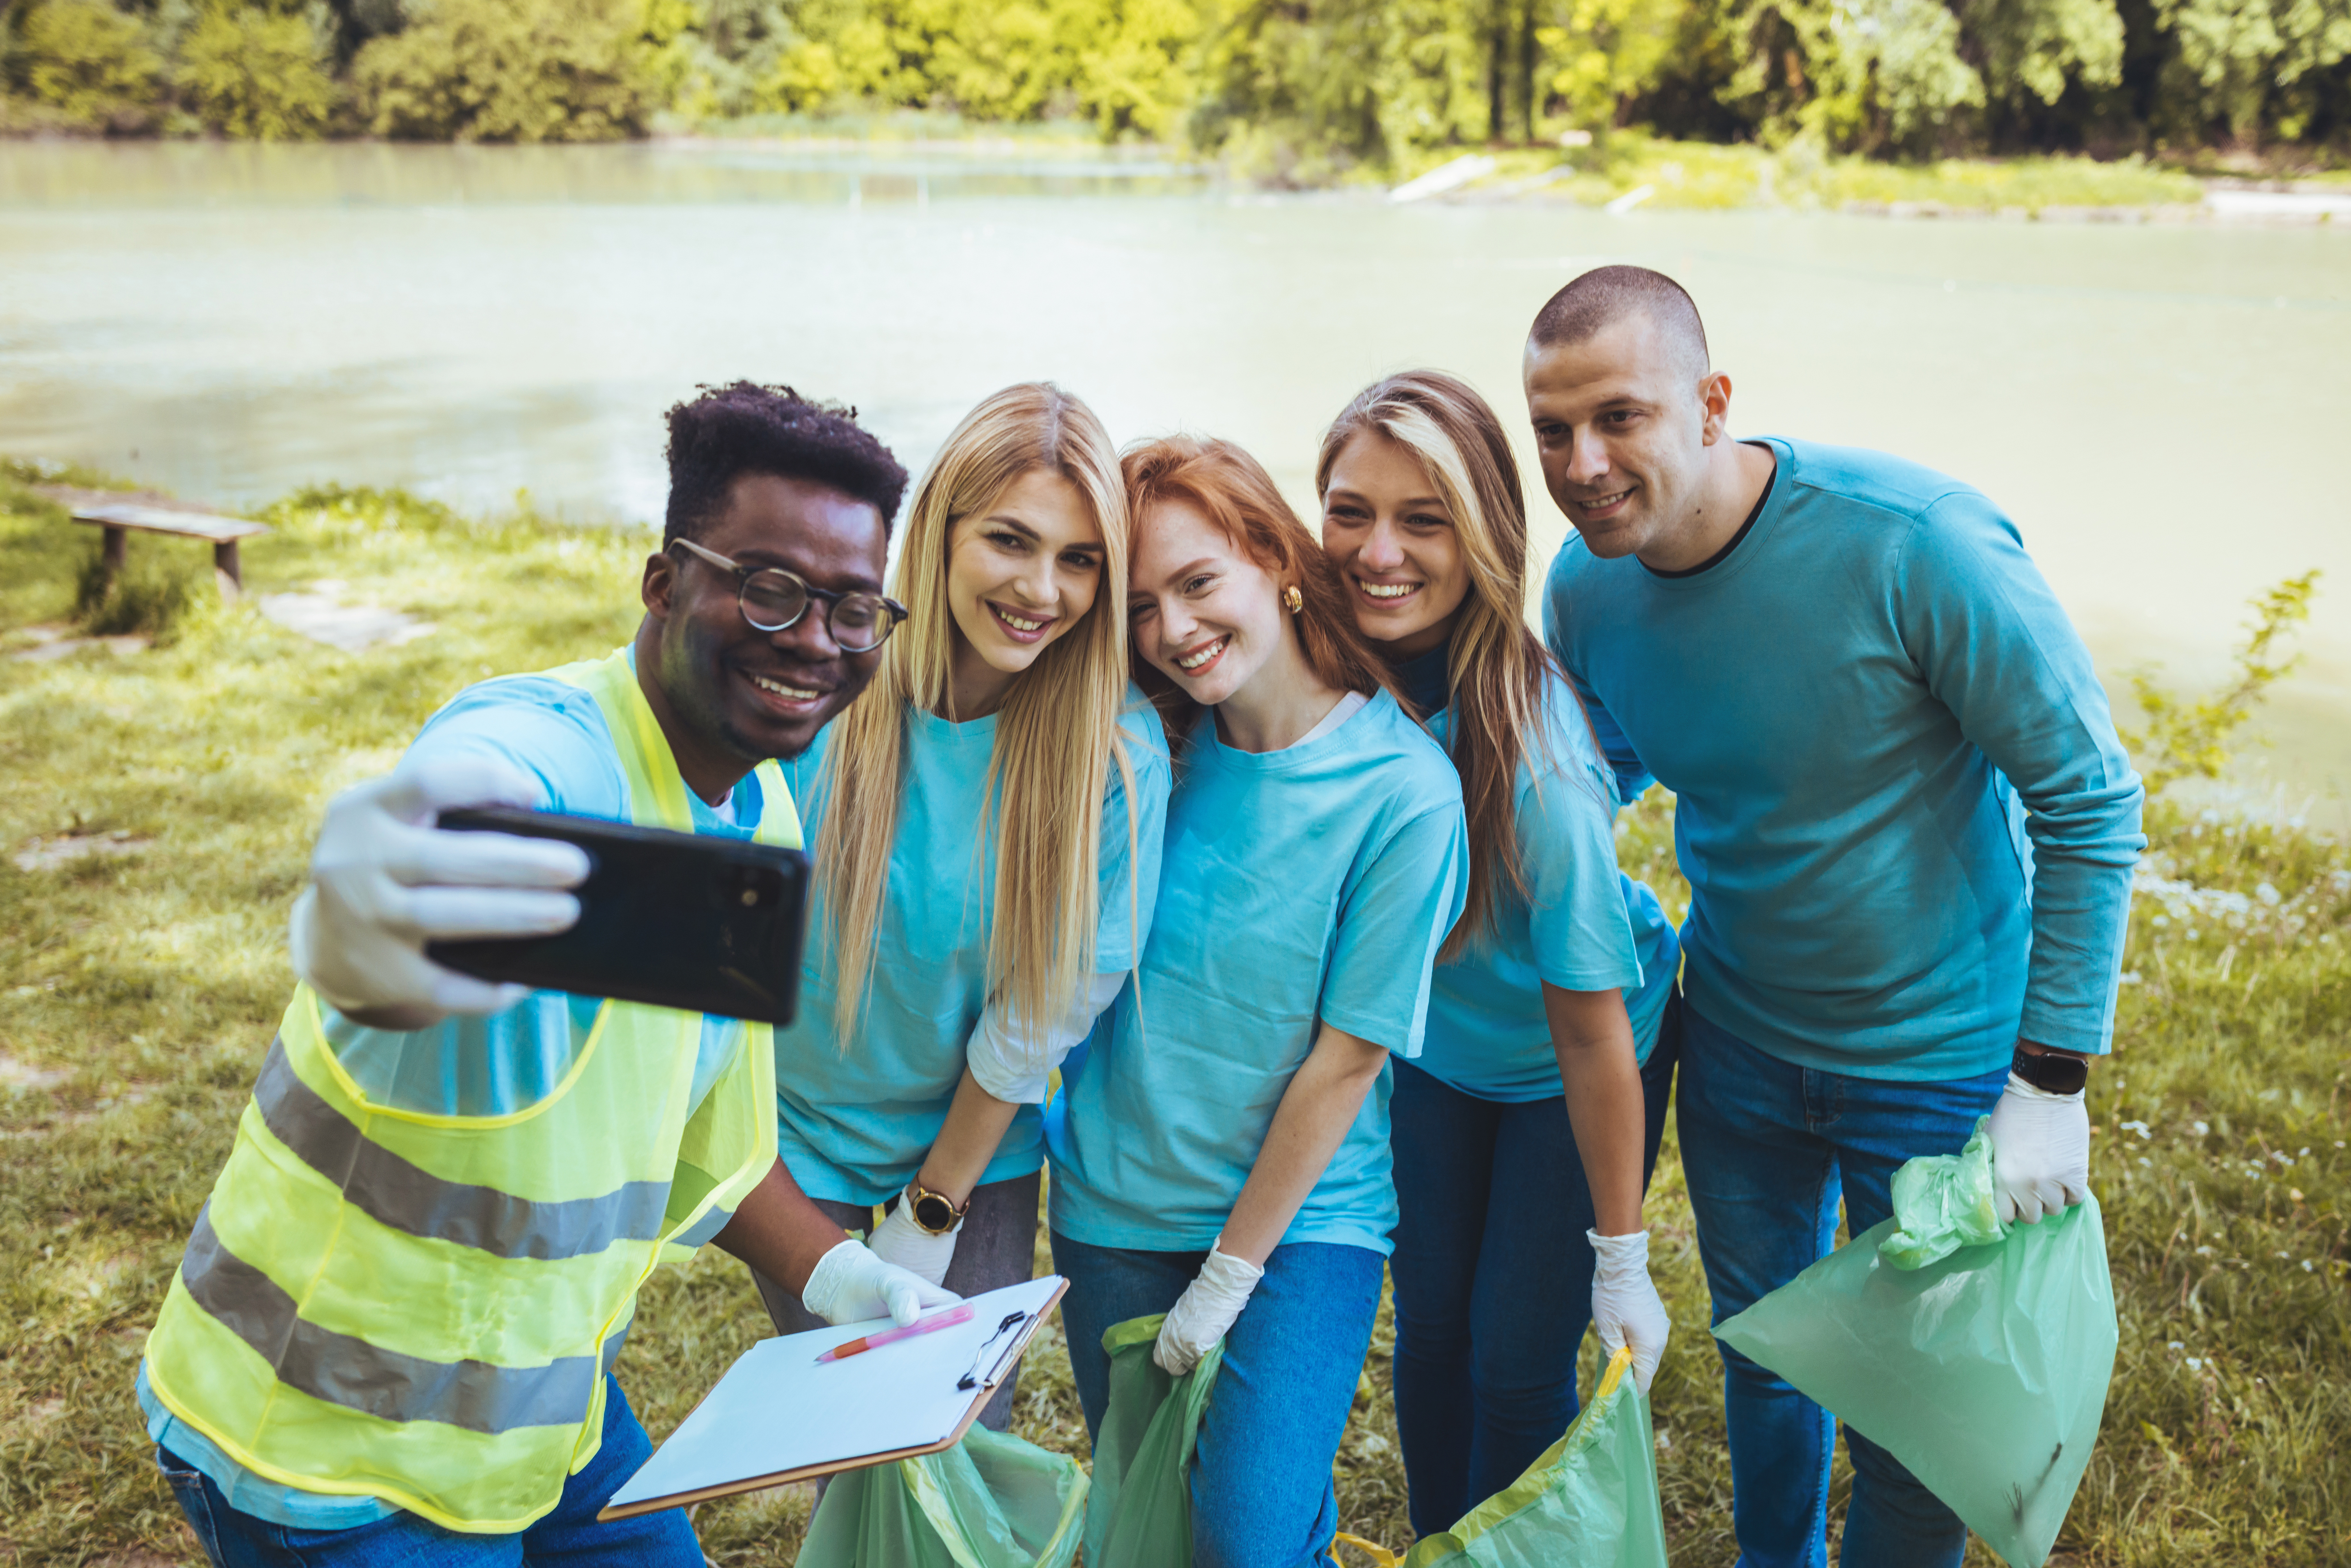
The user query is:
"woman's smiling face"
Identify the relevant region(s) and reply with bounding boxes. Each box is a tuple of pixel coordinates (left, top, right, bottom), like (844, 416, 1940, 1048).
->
(944, 467, 1105, 687)
(1128, 495, 1290, 709)
(1320, 428, 1470, 658)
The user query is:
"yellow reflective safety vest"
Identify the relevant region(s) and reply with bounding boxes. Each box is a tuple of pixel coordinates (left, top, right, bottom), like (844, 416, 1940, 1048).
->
(142, 648, 797, 1533)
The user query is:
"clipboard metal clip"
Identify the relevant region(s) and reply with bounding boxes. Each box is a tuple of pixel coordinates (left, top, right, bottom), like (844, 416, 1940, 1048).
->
(957, 1310, 1031, 1392)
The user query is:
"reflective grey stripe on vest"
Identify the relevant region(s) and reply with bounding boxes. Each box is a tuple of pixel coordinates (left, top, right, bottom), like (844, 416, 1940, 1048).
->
(181, 1207, 625, 1434)
(253, 1038, 673, 1262)
(670, 1203, 733, 1249)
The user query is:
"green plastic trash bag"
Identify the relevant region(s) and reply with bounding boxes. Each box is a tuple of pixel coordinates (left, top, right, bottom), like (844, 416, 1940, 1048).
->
(1716, 1119, 2119, 1568)
(1080, 1312, 1226, 1568)
(797, 1424, 1087, 1568)
(1392, 1346, 1668, 1568)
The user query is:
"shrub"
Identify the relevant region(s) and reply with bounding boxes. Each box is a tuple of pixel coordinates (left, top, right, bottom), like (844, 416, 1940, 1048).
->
(11, 0, 163, 130)
(350, 0, 658, 141)
(175, 6, 338, 139)
(73, 546, 198, 639)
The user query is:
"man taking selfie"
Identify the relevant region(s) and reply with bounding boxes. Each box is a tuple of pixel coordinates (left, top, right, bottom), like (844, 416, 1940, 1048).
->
(137, 383, 949, 1566)
(1529, 270, 2143, 1568)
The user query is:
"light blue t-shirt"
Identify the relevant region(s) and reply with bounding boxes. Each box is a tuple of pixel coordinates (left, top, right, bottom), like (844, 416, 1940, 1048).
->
(141, 661, 759, 1529)
(1545, 437, 2144, 1081)
(1047, 689, 1468, 1257)
(1415, 672, 1680, 1101)
(773, 689, 1172, 1206)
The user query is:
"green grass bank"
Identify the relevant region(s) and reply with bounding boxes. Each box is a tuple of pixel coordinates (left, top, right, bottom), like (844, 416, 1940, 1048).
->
(0, 470, 2344, 1564)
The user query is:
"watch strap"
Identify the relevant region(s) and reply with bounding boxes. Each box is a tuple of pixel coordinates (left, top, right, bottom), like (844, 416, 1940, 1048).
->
(2011, 1047, 2088, 1096)
(905, 1177, 970, 1235)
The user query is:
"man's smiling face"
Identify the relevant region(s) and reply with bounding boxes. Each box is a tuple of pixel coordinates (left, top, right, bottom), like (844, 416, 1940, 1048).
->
(645, 472, 890, 766)
(1523, 312, 1715, 562)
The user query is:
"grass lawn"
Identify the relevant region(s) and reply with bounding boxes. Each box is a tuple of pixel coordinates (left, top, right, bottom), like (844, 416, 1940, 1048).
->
(0, 469, 2343, 1564)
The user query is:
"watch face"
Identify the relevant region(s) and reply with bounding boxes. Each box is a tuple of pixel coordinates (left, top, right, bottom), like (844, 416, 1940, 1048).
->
(914, 1194, 956, 1232)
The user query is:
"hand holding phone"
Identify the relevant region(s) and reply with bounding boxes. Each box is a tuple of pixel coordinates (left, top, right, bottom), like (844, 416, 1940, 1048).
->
(291, 758, 590, 1023)
(427, 806, 810, 1026)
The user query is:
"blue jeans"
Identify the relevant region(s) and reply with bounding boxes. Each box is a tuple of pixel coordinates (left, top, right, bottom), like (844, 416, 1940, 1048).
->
(1678, 1003, 2009, 1568)
(1387, 1002, 1680, 1536)
(156, 1375, 700, 1568)
(1052, 1231, 1385, 1568)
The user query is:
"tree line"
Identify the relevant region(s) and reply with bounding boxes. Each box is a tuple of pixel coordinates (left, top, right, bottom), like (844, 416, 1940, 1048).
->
(2, 0, 2344, 164)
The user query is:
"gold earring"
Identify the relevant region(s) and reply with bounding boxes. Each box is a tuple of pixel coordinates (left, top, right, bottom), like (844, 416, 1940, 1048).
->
(1283, 585, 1303, 614)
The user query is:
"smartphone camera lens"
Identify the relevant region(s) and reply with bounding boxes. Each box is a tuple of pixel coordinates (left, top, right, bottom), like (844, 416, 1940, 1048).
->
(719, 863, 784, 910)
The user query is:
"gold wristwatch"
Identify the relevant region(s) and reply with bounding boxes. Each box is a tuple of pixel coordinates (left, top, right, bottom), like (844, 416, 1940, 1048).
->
(906, 1177, 970, 1235)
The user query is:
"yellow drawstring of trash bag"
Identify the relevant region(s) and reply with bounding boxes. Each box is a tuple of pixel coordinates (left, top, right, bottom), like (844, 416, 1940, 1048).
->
(1332, 1346, 1669, 1568)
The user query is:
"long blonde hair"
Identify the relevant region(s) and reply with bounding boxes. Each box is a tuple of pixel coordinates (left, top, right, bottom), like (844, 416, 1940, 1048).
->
(815, 383, 1134, 1043)
(1316, 371, 1555, 963)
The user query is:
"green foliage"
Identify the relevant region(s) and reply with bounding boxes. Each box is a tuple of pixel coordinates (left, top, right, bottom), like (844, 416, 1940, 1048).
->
(5, 0, 2349, 157)
(2124, 571, 2323, 798)
(176, 5, 338, 139)
(2153, 0, 2351, 145)
(1541, 0, 1687, 132)
(1724, 0, 1988, 153)
(72, 547, 200, 639)
(350, 0, 659, 140)
(9, 0, 163, 129)
(1960, 0, 2125, 115)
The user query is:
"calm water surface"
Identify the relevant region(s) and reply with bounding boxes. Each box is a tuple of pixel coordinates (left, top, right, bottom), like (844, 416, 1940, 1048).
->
(5, 142, 2346, 812)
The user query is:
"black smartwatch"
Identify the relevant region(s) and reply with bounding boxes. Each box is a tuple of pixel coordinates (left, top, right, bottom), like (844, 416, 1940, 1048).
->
(2011, 1046, 2088, 1096)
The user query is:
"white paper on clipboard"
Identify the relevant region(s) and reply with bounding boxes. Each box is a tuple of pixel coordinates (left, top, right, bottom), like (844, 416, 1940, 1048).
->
(604, 1274, 1064, 1513)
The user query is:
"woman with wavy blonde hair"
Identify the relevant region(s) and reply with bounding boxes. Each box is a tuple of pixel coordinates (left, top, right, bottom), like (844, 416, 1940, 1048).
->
(1047, 435, 1467, 1564)
(1316, 370, 1677, 1534)
(760, 384, 1171, 1431)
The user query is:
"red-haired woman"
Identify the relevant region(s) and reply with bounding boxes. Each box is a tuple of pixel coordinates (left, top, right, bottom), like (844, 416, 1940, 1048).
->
(1317, 371, 1677, 1536)
(1046, 436, 1468, 1566)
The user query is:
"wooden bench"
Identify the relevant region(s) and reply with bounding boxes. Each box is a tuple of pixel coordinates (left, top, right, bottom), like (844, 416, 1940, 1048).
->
(71, 501, 272, 601)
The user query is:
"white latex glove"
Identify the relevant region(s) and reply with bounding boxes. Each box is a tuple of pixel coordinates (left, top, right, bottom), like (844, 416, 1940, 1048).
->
(800, 1238, 962, 1328)
(1986, 1071, 2091, 1224)
(1588, 1228, 1670, 1396)
(1153, 1243, 1262, 1376)
(866, 1188, 961, 1287)
(289, 757, 589, 1020)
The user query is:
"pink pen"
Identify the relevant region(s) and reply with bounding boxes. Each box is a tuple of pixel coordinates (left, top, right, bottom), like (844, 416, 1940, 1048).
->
(815, 1303, 975, 1364)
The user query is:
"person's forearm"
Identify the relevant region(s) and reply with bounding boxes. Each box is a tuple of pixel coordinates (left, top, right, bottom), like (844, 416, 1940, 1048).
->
(915, 1067, 1023, 1203)
(1218, 1025, 1388, 1265)
(1543, 982, 1646, 1236)
(711, 1159, 853, 1292)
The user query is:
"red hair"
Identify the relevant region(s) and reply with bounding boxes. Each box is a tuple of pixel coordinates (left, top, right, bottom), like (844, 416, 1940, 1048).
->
(1121, 435, 1400, 745)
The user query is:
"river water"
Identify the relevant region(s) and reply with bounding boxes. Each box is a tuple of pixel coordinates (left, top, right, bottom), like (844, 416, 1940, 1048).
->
(5, 141, 2346, 816)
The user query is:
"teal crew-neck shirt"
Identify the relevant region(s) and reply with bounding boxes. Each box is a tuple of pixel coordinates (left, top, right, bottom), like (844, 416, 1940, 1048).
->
(1047, 689, 1468, 1256)
(1543, 437, 2143, 1081)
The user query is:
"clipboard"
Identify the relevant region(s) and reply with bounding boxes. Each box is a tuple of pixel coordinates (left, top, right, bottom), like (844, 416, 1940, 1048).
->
(598, 1275, 1068, 1521)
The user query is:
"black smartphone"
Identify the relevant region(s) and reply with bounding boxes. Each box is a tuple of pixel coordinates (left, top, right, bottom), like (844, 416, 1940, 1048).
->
(425, 806, 809, 1026)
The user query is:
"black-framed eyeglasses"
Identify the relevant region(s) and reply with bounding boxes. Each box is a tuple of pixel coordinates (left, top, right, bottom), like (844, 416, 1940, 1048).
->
(669, 537, 907, 654)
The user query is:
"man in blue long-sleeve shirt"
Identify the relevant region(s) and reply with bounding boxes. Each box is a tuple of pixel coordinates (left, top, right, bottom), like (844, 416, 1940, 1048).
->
(1528, 266, 2142, 1568)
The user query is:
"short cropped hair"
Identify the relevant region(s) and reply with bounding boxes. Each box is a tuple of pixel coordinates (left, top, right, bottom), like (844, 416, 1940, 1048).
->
(1528, 266, 1710, 381)
(663, 382, 909, 545)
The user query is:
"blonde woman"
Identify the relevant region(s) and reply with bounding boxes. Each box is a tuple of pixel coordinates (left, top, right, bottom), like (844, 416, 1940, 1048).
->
(1316, 371, 1675, 1534)
(1048, 436, 1466, 1565)
(759, 384, 1171, 1431)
